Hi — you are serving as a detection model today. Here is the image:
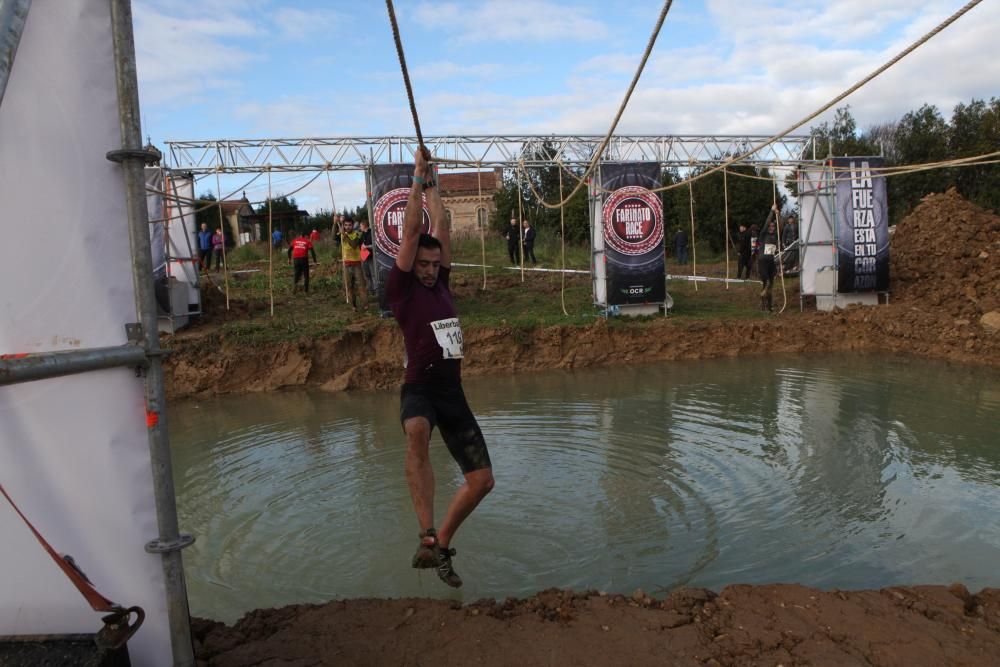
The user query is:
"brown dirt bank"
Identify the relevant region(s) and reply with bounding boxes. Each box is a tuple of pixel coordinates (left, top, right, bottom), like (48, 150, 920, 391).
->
(163, 306, 1000, 401)
(191, 584, 1000, 666)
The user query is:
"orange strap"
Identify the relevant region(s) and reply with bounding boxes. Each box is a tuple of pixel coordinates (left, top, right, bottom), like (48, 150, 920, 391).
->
(0, 482, 118, 612)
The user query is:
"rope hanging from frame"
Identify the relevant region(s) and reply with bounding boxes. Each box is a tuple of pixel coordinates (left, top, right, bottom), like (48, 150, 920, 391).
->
(477, 166, 487, 290)
(688, 179, 697, 292)
(723, 169, 731, 290)
(385, 0, 424, 149)
(267, 167, 274, 317)
(325, 168, 350, 304)
(214, 168, 231, 310)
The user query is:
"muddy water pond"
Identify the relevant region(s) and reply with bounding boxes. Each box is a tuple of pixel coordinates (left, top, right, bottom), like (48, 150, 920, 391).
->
(170, 354, 1000, 623)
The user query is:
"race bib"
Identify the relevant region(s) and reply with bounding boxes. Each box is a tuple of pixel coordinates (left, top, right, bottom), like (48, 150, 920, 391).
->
(430, 318, 464, 359)
(764, 243, 777, 256)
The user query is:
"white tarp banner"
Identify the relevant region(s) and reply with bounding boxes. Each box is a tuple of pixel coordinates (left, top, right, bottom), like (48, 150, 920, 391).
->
(0, 1, 174, 663)
(165, 174, 200, 306)
(798, 167, 836, 296)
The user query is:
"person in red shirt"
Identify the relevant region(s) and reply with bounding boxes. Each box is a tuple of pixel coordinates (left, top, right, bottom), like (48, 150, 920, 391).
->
(386, 147, 493, 588)
(309, 228, 321, 242)
(287, 229, 318, 293)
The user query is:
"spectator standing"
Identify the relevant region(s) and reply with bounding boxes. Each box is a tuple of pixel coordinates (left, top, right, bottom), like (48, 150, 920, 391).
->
(197, 223, 213, 271)
(757, 206, 781, 311)
(505, 217, 520, 265)
(673, 228, 688, 265)
(781, 215, 798, 273)
(271, 227, 283, 249)
(339, 217, 366, 310)
(211, 228, 225, 270)
(522, 219, 537, 266)
(749, 224, 760, 279)
(310, 228, 321, 243)
(287, 229, 318, 294)
(737, 223, 752, 279)
(360, 220, 375, 295)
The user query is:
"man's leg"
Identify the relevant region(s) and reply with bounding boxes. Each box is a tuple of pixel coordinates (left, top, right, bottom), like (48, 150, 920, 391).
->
(437, 468, 494, 548)
(303, 263, 310, 293)
(403, 416, 435, 532)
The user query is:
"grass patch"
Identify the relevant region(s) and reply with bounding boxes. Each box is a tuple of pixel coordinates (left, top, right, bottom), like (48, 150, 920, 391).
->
(193, 238, 788, 345)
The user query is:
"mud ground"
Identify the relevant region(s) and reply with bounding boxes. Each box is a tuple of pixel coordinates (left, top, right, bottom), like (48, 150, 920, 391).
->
(191, 585, 1000, 666)
(177, 191, 1000, 665)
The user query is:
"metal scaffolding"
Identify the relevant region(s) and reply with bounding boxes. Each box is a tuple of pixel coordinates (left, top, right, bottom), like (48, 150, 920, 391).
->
(0, 1, 194, 664)
(166, 134, 815, 173)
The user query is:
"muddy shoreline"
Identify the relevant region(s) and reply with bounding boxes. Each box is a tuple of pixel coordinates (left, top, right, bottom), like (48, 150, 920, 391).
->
(192, 584, 1000, 666)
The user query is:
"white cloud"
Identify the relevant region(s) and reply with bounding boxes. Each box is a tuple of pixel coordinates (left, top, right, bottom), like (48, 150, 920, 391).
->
(413, 0, 607, 42)
(133, 2, 260, 107)
(270, 7, 345, 39)
(414, 61, 535, 81)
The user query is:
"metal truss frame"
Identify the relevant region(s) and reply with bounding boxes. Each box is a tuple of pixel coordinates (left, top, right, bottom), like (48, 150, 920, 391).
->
(166, 135, 816, 173)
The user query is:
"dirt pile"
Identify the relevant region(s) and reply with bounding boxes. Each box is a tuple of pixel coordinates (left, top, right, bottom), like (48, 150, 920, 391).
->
(190, 584, 1000, 666)
(891, 188, 1000, 323)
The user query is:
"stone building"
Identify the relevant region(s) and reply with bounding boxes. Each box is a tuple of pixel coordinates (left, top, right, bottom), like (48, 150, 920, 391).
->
(438, 170, 501, 237)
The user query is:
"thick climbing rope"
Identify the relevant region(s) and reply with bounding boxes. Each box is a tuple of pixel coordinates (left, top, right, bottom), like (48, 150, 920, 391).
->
(516, 171, 526, 282)
(558, 164, 568, 316)
(515, 0, 985, 209)
(687, 179, 698, 291)
(648, 0, 986, 197)
(214, 169, 231, 310)
(723, 169, 730, 290)
(325, 168, 350, 304)
(267, 167, 275, 317)
(385, 0, 424, 149)
(771, 175, 788, 314)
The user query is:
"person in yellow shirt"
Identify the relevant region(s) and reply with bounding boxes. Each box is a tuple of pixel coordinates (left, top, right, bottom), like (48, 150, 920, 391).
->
(339, 216, 366, 310)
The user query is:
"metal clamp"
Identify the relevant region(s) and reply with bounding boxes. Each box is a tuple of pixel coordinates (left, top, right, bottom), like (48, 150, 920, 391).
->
(124, 323, 143, 343)
(145, 534, 195, 554)
(106, 148, 162, 164)
(96, 606, 145, 650)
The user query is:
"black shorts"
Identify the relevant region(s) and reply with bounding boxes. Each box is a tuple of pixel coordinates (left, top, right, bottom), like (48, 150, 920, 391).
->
(400, 383, 491, 473)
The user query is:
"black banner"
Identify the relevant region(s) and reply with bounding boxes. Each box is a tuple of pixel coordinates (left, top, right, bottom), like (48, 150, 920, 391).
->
(369, 164, 431, 313)
(600, 163, 665, 305)
(832, 157, 889, 292)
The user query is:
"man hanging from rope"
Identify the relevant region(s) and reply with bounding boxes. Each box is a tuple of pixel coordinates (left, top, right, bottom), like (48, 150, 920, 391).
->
(386, 147, 494, 588)
(758, 205, 781, 312)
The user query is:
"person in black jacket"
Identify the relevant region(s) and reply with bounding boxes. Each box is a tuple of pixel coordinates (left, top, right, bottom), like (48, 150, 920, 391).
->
(522, 219, 537, 265)
(505, 217, 520, 265)
(737, 223, 752, 279)
(758, 206, 781, 311)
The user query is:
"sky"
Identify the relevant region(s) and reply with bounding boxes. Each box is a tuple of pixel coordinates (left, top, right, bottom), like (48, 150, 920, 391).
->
(133, 0, 1000, 213)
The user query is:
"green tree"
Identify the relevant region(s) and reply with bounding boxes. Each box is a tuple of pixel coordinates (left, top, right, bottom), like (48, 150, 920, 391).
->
(949, 97, 1000, 213)
(891, 104, 951, 223)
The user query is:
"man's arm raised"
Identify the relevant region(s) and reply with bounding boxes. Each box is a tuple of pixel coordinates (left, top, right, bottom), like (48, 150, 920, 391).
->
(426, 164, 450, 268)
(396, 147, 432, 272)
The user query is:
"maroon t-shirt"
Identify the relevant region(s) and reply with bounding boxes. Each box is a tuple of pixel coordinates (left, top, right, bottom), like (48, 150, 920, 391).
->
(386, 264, 462, 386)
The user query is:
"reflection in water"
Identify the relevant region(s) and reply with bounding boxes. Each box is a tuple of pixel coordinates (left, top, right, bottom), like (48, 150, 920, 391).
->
(170, 354, 1000, 623)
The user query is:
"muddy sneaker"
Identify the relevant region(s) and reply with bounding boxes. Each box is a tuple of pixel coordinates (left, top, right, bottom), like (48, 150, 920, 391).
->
(411, 529, 438, 569)
(435, 547, 462, 588)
